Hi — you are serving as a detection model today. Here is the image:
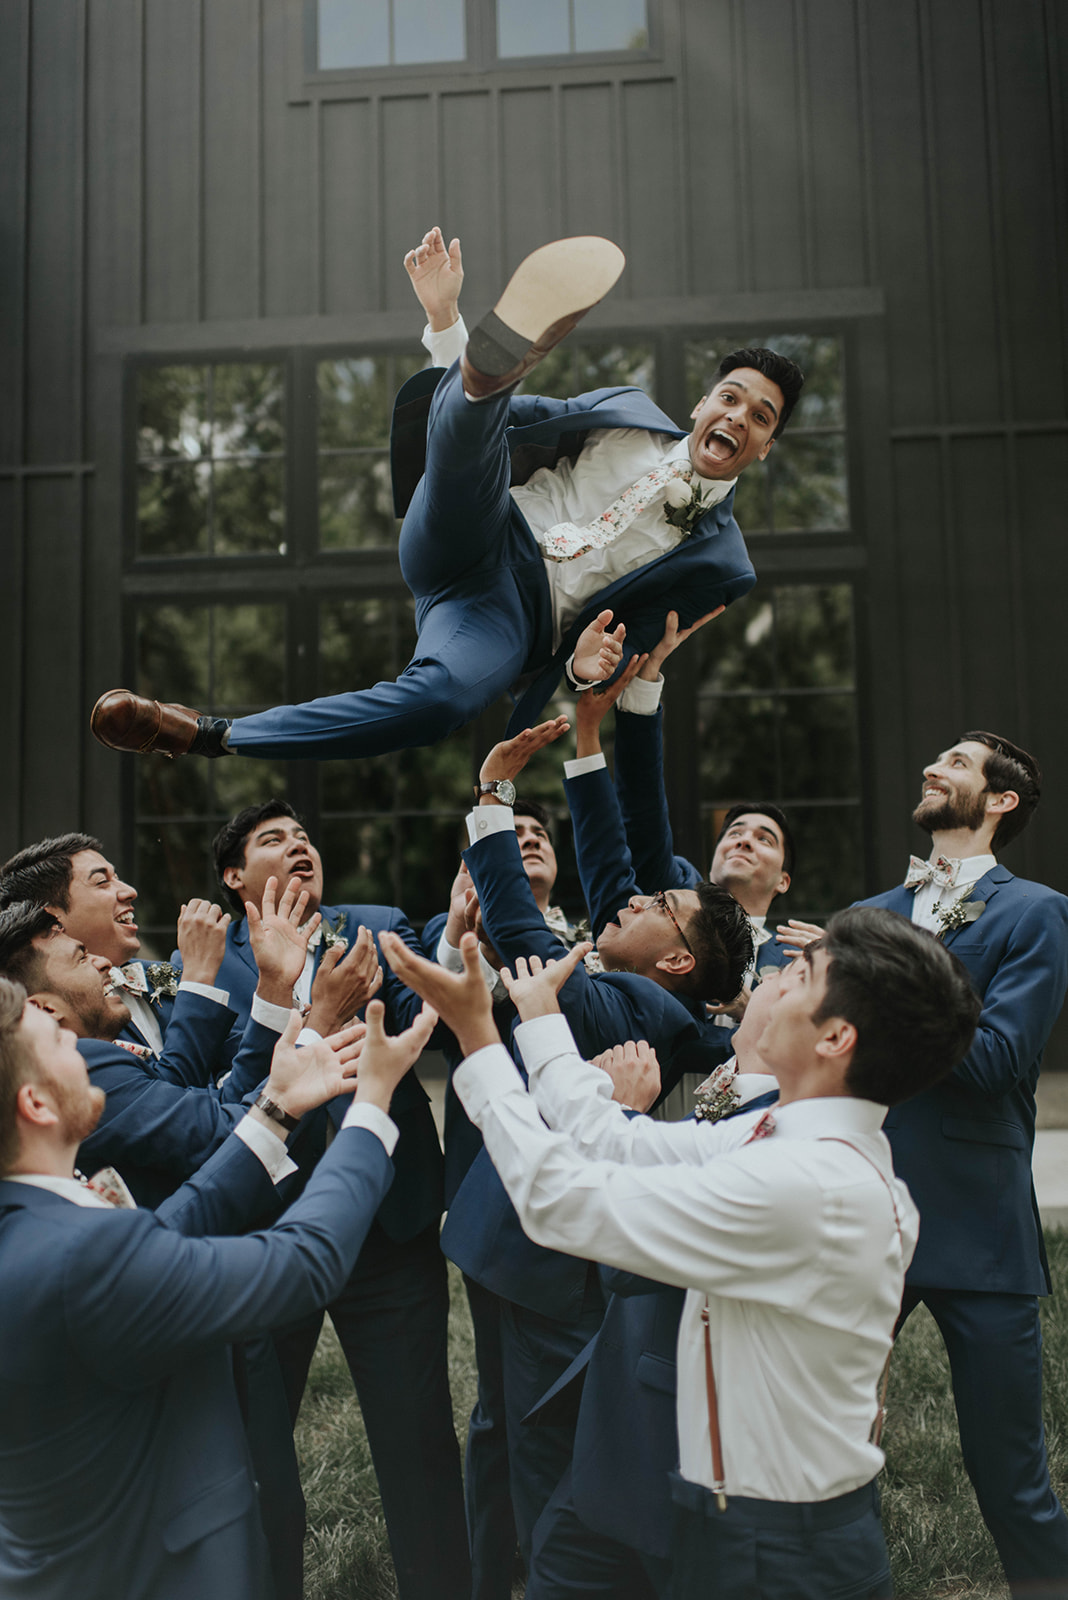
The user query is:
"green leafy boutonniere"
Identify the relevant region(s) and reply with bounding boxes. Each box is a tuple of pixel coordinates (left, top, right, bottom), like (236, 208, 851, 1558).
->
(693, 1063, 741, 1124)
(934, 892, 986, 941)
(321, 913, 348, 954)
(145, 961, 180, 1004)
(663, 476, 715, 537)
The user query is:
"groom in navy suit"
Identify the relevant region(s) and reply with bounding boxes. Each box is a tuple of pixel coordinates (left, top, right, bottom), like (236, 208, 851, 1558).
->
(203, 798, 470, 1600)
(91, 227, 804, 763)
(833, 730, 1068, 1598)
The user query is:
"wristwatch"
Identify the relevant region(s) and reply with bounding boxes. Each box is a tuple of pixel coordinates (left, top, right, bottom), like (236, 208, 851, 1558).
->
(474, 778, 517, 805)
(253, 1091, 300, 1132)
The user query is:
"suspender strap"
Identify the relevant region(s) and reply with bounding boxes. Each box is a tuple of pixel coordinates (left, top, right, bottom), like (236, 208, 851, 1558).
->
(700, 1300, 728, 1511)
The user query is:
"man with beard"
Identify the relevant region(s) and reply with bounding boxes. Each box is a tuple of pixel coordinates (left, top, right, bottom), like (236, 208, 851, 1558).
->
(784, 731, 1068, 1599)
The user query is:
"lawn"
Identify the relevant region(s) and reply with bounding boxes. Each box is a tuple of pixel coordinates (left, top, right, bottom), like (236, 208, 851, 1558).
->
(297, 1234, 1068, 1598)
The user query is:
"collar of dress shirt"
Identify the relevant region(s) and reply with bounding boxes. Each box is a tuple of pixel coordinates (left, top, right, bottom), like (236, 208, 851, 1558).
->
(732, 1072, 779, 1104)
(928, 851, 996, 888)
(5, 1172, 115, 1208)
(769, 1095, 887, 1140)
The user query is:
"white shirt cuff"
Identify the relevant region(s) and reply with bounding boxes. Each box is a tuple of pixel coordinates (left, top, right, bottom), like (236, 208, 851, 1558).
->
(422, 314, 467, 367)
(617, 673, 664, 715)
(296, 1027, 323, 1048)
(513, 1012, 582, 1076)
(436, 929, 506, 998)
(340, 1100, 399, 1155)
(466, 805, 516, 845)
(251, 992, 294, 1033)
(235, 1113, 299, 1182)
(563, 752, 607, 779)
(454, 1043, 524, 1122)
(178, 980, 230, 1006)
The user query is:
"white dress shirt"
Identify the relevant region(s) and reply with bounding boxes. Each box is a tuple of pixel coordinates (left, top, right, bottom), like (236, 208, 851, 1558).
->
(110, 974, 231, 1057)
(454, 1012, 918, 1504)
(423, 318, 734, 653)
(909, 853, 996, 934)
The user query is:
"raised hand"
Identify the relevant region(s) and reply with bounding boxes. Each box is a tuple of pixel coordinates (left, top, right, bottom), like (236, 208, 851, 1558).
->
(379, 929, 500, 1057)
(639, 607, 724, 682)
(591, 1039, 662, 1111)
(443, 863, 480, 949)
(354, 998, 439, 1113)
(258, 1013, 367, 1123)
(176, 898, 231, 986)
(774, 920, 824, 957)
(306, 925, 383, 1036)
(403, 225, 464, 332)
(574, 653, 648, 758)
(478, 717, 571, 787)
(246, 875, 319, 1006)
(498, 943, 593, 1021)
(573, 609, 626, 684)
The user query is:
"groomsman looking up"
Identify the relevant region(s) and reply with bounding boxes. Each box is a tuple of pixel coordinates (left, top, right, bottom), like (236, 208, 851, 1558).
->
(376, 905, 981, 1600)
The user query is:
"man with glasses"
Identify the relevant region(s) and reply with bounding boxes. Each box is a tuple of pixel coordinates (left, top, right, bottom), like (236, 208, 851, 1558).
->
(440, 715, 753, 1561)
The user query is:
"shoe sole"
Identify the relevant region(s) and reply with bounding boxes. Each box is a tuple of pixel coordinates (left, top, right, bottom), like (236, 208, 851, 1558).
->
(467, 237, 625, 378)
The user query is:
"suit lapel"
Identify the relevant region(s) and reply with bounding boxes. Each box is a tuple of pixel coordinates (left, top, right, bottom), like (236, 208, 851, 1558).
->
(939, 864, 1010, 950)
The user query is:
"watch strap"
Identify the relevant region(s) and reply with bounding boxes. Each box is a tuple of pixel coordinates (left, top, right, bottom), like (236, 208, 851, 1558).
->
(253, 1091, 300, 1132)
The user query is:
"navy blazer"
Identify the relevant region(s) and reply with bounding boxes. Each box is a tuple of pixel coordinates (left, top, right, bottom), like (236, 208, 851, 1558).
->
(443, 825, 703, 1320)
(0, 1123, 393, 1600)
(215, 904, 444, 1242)
(862, 868, 1068, 1294)
(392, 371, 757, 735)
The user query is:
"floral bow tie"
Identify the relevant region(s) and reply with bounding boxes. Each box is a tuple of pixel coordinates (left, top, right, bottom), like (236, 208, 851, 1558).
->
(110, 963, 149, 997)
(903, 854, 960, 892)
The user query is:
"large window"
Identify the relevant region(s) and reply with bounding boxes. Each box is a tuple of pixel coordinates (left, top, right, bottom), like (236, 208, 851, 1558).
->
(313, 0, 651, 72)
(128, 326, 861, 952)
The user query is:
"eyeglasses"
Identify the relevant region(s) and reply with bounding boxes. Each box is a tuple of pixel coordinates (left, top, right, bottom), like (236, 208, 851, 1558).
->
(650, 890, 693, 955)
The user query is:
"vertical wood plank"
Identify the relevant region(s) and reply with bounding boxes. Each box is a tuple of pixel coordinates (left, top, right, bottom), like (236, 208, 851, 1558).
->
(679, 0, 744, 294)
(739, 0, 805, 292)
(202, 0, 261, 320)
(621, 81, 681, 297)
(21, 476, 84, 836)
(321, 99, 377, 314)
(440, 92, 496, 310)
(0, 0, 29, 465)
(560, 85, 616, 241)
(86, 0, 143, 331)
(380, 96, 436, 310)
(804, 0, 867, 288)
(261, 0, 317, 315)
(0, 478, 26, 851)
(142, 0, 200, 322)
(499, 88, 559, 279)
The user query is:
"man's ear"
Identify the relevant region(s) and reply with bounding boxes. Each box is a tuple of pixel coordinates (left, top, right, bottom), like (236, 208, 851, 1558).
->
(756, 437, 776, 463)
(655, 950, 696, 982)
(15, 1079, 60, 1130)
(31, 991, 78, 1034)
(222, 866, 245, 893)
(690, 395, 708, 421)
(986, 789, 1019, 818)
(774, 870, 791, 898)
(814, 1014, 856, 1067)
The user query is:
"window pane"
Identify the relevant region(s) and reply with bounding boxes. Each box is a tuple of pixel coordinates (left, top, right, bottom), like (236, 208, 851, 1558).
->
(135, 822, 222, 947)
(778, 693, 858, 800)
(137, 366, 210, 461)
(320, 816, 397, 907)
(211, 364, 285, 458)
(319, 454, 397, 549)
(393, 815, 475, 924)
(394, 725, 475, 809)
(773, 585, 854, 690)
(319, 357, 397, 449)
(786, 804, 863, 920)
(497, 0, 569, 57)
(137, 463, 210, 556)
(697, 695, 780, 797)
(517, 341, 655, 400)
(213, 606, 287, 709)
(769, 433, 848, 531)
(137, 606, 212, 705)
(730, 462, 770, 533)
(574, 0, 648, 51)
(136, 756, 213, 823)
(318, 0, 389, 67)
(394, 0, 465, 63)
(691, 594, 776, 693)
(213, 460, 287, 555)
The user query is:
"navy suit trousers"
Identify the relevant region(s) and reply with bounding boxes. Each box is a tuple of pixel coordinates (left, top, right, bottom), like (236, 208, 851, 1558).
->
(528, 1466, 667, 1600)
(670, 1475, 891, 1600)
(228, 368, 539, 761)
(272, 1219, 471, 1600)
(463, 1275, 520, 1600)
(899, 1287, 1068, 1596)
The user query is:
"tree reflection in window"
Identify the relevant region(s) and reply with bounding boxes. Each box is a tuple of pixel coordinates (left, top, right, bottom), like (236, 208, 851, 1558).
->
(684, 335, 848, 535)
(317, 352, 425, 549)
(684, 582, 862, 921)
(133, 602, 288, 948)
(136, 363, 286, 557)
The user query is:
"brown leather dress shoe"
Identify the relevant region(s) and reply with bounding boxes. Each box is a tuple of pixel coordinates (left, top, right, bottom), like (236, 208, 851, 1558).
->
(91, 690, 204, 757)
(460, 236, 626, 401)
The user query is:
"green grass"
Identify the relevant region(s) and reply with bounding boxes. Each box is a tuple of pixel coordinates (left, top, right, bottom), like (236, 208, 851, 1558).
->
(298, 1241, 1068, 1599)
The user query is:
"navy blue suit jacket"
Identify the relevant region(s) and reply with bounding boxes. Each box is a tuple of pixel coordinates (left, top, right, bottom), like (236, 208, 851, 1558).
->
(0, 1123, 393, 1600)
(215, 904, 444, 1242)
(392, 371, 757, 735)
(862, 868, 1068, 1294)
(442, 824, 703, 1320)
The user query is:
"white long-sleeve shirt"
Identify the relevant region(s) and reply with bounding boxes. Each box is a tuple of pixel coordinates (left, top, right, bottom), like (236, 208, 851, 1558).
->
(454, 1012, 918, 1503)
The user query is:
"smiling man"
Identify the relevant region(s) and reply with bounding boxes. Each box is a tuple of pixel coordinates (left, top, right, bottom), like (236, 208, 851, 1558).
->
(91, 226, 803, 765)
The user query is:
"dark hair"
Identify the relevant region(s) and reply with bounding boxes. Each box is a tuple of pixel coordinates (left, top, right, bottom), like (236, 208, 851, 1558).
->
(959, 730, 1041, 852)
(513, 796, 554, 838)
(677, 882, 754, 1005)
(713, 348, 805, 439)
(212, 800, 300, 915)
(0, 977, 34, 1175)
(0, 833, 104, 912)
(714, 802, 796, 879)
(810, 906, 980, 1107)
(0, 904, 62, 995)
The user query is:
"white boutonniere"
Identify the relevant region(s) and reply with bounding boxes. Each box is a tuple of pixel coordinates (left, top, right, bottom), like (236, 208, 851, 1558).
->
(693, 1062, 742, 1124)
(320, 913, 349, 954)
(933, 891, 986, 941)
(145, 961, 180, 1004)
(663, 476, 715, 537)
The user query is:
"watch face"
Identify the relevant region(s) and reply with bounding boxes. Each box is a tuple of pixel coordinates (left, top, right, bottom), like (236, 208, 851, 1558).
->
(496, 779, 516, 806)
